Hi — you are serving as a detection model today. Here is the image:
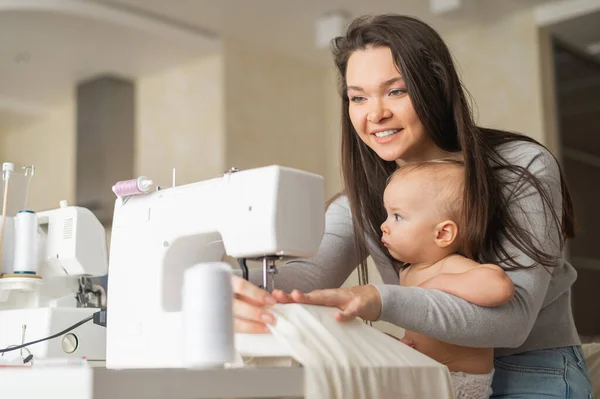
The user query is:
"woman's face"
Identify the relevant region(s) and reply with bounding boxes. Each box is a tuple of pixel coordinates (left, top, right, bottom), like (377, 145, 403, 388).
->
(346, 46, 440, 165)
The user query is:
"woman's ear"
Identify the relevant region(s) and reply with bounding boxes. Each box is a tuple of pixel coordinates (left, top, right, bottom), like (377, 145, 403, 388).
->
(434, 220, 459, 248)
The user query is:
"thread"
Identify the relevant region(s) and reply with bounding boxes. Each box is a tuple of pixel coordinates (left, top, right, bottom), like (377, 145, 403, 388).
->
(13, 210, 37, 275)
(112, 176, 154, 197)
(0, 216, 15, 275)
(182, 262, 235, 368)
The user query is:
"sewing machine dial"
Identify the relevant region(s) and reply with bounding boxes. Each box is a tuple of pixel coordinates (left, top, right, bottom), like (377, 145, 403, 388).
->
(61, 333, 79, 354)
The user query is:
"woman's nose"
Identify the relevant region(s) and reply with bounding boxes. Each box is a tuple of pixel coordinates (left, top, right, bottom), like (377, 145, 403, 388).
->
(367, 100, 392, 123)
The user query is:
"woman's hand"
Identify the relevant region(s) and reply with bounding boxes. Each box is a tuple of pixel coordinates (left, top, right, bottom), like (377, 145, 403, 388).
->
(231, 274, 277, 334)
(272, 285, 382, 322)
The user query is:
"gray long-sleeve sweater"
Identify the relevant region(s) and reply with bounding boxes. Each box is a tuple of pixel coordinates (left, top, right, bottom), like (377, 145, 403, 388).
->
(250, 141, 581, 356)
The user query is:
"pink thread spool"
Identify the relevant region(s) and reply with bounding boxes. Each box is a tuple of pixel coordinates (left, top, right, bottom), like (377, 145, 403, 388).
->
(112, 176, 154, 197)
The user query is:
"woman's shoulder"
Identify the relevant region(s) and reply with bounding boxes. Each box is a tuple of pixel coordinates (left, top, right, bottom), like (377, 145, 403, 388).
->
(327, 193, 351, 210)
(495, 139, 559, 178)
(326, 194, 353, 219)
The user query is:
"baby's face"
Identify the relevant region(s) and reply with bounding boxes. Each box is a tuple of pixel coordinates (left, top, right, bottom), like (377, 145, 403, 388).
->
(380, 174, 442, 263)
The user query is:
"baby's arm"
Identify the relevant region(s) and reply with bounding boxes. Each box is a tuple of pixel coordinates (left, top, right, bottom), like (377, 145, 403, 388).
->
(418, 255, 515, 307)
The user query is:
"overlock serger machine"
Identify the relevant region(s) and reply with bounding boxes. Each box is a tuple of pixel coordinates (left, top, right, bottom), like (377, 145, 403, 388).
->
(106, 165, 325, 369)
(0, 199, 109, 362)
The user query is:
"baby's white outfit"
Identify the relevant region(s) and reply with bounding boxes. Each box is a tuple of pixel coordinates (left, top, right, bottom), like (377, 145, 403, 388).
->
(450, 369, 495, 399)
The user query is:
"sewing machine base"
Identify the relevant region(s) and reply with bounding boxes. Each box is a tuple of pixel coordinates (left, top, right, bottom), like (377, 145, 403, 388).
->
(0, 307, 106, 361)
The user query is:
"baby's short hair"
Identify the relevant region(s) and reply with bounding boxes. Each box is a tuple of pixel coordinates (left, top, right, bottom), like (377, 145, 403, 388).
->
(387, 158, 465, 223)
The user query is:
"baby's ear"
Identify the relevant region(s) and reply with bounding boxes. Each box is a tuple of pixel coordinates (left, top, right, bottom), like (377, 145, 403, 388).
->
(434, 220, 459, 248)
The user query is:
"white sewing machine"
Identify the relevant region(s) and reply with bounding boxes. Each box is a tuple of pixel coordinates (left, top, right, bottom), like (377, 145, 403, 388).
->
(106, 165, 325, 369)
(0, 201, 108, 361)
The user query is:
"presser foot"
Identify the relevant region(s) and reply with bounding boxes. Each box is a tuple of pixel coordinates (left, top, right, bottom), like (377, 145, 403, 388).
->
(236, 256, 279, 293)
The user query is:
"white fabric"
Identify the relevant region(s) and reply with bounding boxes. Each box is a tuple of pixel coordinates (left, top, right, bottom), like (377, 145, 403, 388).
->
(267, 303, 454, 399)
(450, 370, 494, 399)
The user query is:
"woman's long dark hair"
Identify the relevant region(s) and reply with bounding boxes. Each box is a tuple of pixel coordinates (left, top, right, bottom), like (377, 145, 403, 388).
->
(332, 14, 574, 278)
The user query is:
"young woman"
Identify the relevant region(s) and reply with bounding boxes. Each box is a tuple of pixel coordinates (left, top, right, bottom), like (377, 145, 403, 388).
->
(232, 14, 593, 397)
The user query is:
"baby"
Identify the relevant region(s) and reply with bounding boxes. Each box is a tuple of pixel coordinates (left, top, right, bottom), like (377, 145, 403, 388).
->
(381, 159, 515, 399)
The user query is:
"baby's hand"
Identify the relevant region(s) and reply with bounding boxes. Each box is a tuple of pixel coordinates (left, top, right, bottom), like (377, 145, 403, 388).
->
(400, 338, 416, 349)
(385, 333, 417, 349)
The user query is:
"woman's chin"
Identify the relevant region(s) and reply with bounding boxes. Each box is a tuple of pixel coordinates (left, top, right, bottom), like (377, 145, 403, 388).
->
(375, 150, 404, 163)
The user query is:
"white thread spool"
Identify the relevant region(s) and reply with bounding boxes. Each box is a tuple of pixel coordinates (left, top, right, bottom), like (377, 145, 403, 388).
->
(0, 216, 15, 275)
(182, 262, 235, 368)
(13, 210, 37, 275)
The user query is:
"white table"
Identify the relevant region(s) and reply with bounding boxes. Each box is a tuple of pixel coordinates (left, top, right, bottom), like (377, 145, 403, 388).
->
(0, 364, 304, 399)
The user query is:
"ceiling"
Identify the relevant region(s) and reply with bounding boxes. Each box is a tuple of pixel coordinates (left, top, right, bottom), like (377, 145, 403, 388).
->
(0, 0, 219, 131)
(1, 0, 598, 132)
(96, 0, 555, 64)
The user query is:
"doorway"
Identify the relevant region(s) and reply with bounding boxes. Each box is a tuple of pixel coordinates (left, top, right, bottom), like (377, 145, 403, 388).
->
(553, 38, 600, 340)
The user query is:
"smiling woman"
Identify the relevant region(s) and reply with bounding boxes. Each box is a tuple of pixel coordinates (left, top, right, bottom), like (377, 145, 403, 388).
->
(233, 13, 592, 399)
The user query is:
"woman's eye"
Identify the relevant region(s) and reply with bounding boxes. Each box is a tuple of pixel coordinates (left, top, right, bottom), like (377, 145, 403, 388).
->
(389, 89, 406, 96)
(350, 96, 366, 103)
(394, 214, 402, 221)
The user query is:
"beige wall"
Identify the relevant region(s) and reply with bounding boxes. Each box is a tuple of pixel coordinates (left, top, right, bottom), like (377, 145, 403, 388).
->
(445, 8, 551, 147)
(0, 45, 334, 209)
(136, 54, 226, 187)
(0, 101, 75, 212)
(223, 39, 330, 192)
(136, 39, 333, 193)
(0, 54, 228, 213)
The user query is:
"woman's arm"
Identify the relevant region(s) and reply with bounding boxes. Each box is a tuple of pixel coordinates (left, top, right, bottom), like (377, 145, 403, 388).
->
(374, 144, 562, 348)
(418, 259, 515, 307)
(249, 195, 361, 293)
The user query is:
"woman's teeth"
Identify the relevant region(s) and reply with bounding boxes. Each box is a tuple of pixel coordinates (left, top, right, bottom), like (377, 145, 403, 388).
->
(375, 129, 399, 138)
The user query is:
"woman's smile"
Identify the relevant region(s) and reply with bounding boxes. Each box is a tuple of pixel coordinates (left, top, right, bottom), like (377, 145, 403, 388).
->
(372, 128, 403, 144)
